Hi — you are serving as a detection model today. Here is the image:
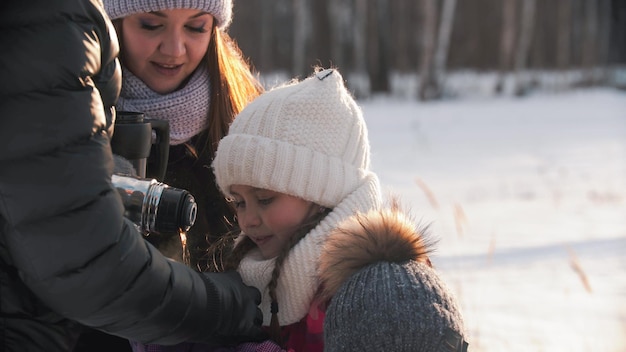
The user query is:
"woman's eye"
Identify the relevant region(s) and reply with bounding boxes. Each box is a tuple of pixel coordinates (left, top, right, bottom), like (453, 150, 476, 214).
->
(140, 23, 161, 31)
(232, 200, 245, 209)
(186, 25, 208, 33)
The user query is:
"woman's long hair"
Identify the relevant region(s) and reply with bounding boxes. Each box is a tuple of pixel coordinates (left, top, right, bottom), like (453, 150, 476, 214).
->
(201, 23, 264, 158)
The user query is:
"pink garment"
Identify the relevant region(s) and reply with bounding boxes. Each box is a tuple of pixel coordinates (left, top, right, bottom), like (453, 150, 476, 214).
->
(279, 304, 325, 352)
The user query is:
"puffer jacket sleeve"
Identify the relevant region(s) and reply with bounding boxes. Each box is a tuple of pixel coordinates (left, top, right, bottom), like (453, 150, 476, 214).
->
(0, 0, 225, 345)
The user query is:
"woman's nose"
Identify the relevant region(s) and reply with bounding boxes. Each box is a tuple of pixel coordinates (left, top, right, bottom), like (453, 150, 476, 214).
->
(159, 30, 185, 57)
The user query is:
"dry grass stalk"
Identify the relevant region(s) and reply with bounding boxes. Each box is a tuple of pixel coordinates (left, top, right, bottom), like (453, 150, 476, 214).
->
(453, 203, 468, 238)
(487, 234, 496, 265)
(568, 247, 592, 293)
(414, 177, 440, 210)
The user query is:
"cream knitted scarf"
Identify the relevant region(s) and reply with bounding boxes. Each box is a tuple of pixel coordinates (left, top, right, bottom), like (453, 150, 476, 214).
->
(115, 65, 211, 145)
(237, 172, 382, 326)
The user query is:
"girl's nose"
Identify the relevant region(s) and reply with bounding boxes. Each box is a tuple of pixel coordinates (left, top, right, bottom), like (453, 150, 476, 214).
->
(159, 29, 185, 57)
(240, 209, 261, 229)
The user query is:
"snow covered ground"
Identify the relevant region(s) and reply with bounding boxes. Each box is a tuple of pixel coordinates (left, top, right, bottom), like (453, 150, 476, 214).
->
(359, 88, 626, 352)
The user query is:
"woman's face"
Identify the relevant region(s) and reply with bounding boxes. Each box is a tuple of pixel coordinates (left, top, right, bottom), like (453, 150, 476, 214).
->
(119, 9, 214, 94)
(230, 185, 319, 259)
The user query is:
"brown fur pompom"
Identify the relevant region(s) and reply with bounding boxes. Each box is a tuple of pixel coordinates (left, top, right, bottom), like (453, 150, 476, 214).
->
(318, 205, 433, 302)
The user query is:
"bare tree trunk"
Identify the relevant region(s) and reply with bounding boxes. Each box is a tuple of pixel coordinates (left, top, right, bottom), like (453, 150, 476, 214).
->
(418, 0, 437, 101)
(259, 1, 274, 72)
(432, 0, 457, 99)
(556, 0, 572, 70)
(569, 0, 583, 67)
(327, 0, 346, 69)
(391, 0, 411, 72)
(496, 0, 517, 94)
(597, 0, 612, 84)
(350, 0, 370, 98)
(530, 2, 547, 77)
(581, 0, 599, 85)
(609, 1, 626, 67)
(292, 0, 311, 77)
(352, 0, 368, 75)
(366, 0, 379, 90)
(513, 0, 536, 96)
(311, 0, 332, 69)
(581, 0, 598, 68)
(327, 0, 350, 70)
(368, 0, 391, 93)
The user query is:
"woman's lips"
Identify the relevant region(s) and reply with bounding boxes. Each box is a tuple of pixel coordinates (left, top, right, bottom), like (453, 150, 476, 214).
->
(152, 62, 182, 76)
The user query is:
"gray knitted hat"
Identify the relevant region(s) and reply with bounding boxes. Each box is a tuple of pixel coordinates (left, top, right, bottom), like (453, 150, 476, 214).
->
(103, 0, 233, 30)
(320, 208, 468, 352)
(325, 262, 468, 352)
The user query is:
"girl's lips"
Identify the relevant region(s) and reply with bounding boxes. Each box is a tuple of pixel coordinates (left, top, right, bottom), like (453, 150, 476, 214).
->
(251, 235, 272, 246)
(151, 62, 183, 76)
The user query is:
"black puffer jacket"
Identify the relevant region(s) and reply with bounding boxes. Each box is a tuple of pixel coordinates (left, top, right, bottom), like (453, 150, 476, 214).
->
(0, 1, 261, 351)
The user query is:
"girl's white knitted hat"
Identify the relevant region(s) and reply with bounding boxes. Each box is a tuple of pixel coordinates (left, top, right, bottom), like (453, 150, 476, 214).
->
(103, 0, 233, 30)
(212, 68, 371, 208)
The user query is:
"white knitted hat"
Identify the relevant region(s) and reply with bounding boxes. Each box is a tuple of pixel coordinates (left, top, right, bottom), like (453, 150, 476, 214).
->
(103, 0, 233, 30)
(212, 68, 370, 208)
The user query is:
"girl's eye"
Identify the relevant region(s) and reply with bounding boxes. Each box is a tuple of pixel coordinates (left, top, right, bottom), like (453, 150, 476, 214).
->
(232, 200, 245, 209)
(258, 198, 273, 206)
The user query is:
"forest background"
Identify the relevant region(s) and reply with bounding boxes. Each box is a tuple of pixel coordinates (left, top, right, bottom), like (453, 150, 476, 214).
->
(228, 0, 626, 100)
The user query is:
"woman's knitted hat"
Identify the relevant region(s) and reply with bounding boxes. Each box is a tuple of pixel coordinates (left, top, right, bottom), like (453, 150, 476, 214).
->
(103, 0, 233, 30)
(212, 68, 370, 208)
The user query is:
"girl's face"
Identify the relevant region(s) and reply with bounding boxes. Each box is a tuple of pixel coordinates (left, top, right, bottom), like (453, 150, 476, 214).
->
(230, 185, 319, 259)
(119, 9, 214, 94)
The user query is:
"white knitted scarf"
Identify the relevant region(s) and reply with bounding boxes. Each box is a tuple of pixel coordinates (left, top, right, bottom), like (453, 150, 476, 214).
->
(115, 65, 211, 145)
(237, 172, 382, 326)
